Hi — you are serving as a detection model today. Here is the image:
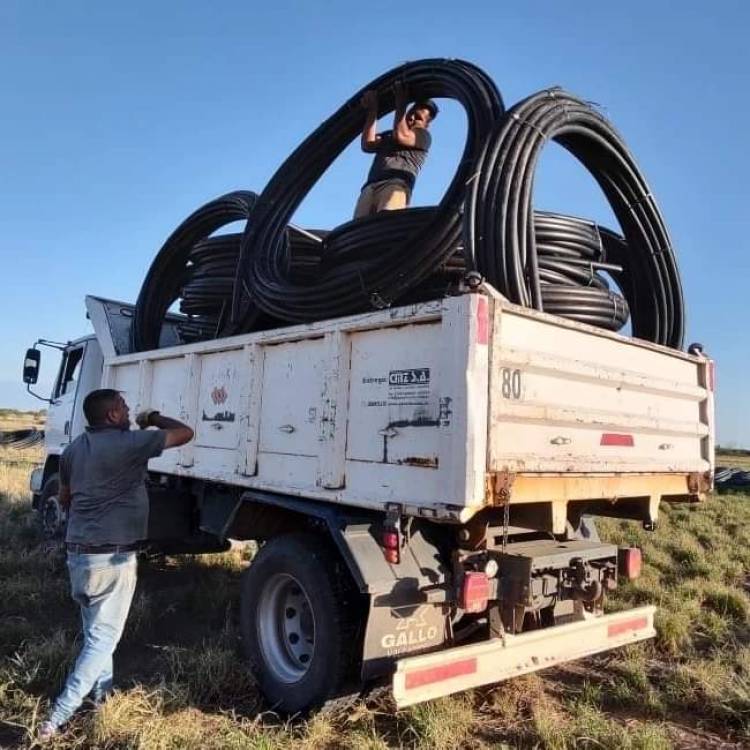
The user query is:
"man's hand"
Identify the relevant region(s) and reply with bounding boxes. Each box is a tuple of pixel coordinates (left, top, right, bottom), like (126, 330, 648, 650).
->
(360, 90, 377, 111)
(136, 409, 159, 430)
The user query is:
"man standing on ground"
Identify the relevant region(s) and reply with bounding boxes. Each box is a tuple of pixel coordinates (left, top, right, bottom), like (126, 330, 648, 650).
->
(38, 389, 193, 740)
(353, 82, 439, 219)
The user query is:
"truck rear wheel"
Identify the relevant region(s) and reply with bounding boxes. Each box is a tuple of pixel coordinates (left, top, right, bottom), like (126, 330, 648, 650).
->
(240, 533, 360, 714)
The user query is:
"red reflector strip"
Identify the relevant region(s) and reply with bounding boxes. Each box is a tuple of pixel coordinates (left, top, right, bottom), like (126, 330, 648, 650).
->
(476, 297, 489, 345)
(608, 616, 648, 638)
(600, 433, 634, 447)
(405, 658, 477, 690)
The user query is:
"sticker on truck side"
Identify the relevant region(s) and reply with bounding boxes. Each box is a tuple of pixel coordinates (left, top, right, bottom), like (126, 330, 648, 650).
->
(363, 603, 446, 669)
(382, 605, 441, 652)
(499, 368, 523, 400)
(388, 368, 430, 406)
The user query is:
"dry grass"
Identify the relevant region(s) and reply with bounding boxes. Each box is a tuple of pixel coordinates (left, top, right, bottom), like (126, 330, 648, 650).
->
(0, 443, 748, 748)
(717, 452, 750, 470)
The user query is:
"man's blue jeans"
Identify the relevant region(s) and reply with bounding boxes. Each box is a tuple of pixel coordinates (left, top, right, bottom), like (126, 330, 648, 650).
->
(48, 550, 137, 728)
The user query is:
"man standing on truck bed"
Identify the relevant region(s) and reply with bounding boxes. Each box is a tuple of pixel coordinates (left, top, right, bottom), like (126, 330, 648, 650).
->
(353, 81, 438, 218)
(38, 389, 193, 741)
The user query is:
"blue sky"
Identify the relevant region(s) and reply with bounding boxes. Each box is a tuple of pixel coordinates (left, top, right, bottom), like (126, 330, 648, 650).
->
(0, 2, 747, 445)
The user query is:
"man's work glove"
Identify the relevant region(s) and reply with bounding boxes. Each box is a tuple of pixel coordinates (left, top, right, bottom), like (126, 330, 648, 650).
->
(135, 409, 160, 429)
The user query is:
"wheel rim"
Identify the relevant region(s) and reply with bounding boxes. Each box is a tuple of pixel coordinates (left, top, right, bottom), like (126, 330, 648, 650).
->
(257, 573, 315, 683)
(42, 495, 64, 537)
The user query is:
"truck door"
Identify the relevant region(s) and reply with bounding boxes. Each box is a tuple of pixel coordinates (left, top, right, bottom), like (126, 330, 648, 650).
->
(45, 343, 86, 452)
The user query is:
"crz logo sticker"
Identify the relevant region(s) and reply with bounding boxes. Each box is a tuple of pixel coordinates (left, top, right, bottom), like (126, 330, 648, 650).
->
(389, 368, 430, 386)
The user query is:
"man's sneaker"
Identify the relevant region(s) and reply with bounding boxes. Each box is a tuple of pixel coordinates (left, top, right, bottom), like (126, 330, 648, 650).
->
(36, 721, 59, 742)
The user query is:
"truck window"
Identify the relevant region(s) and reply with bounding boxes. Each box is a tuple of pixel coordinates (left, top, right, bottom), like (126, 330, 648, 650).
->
(55, 346, 84, 398)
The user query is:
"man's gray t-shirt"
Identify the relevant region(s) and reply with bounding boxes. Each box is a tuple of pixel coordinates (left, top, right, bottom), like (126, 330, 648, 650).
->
(60, 426, 166, 545)
(365, 129, 431, 192)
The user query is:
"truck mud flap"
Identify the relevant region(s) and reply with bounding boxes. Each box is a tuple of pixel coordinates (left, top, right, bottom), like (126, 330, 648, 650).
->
(362, 601, 448, 681)
(392, 605, 656, 707)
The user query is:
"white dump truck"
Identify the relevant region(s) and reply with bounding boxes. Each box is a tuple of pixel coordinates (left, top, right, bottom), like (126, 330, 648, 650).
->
(22, 286, 714, 712)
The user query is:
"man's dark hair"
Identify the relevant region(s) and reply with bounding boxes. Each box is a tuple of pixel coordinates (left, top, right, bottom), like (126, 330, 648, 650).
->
(83, 389, 120, 426)
(414, 99, 439, 120)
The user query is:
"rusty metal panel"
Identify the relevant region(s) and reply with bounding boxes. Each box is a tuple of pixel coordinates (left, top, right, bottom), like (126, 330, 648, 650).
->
(346, 323, 442, 468)
(317, 331, 351, 489)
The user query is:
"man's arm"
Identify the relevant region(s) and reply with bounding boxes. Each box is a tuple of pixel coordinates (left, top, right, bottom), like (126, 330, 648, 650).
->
(392, 82, 417, 148)
(137, 410, 194, 449)
(360, 90, 381, 153)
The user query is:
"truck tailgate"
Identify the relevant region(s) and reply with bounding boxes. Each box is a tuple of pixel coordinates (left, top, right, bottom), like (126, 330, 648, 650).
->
(489, 300, 713, 474)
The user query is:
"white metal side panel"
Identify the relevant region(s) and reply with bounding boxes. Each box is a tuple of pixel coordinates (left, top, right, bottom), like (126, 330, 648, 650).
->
(110, 363, 140, 413)
(341, 462, 441, 505)
(147, 357, 190, 472)
(489, 304, 709, 473)
(102, 299, 474, 516)
(346, 323, 442, 467)
(194, 350, 243, 450)
(257, 453, 318, 491)
(258, 338, 325, 458)
(436, 294, 489, 509)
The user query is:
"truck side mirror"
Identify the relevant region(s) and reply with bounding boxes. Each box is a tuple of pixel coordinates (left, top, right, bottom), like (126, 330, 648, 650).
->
(23, 348, 41, 384)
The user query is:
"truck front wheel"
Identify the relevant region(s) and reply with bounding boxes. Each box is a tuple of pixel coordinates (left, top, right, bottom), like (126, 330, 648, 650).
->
(39, 474, 67, 540)
(240, 533, 360, 714)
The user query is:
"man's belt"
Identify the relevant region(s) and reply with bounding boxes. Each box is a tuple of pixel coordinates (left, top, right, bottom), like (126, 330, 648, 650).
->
(66, 542, 141, 554)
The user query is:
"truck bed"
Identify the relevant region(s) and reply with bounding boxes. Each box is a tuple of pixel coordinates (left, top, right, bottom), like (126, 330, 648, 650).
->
(100, 288, 713, 527)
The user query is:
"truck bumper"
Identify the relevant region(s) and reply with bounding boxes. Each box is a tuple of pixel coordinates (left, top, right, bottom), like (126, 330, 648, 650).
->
(392, 605, 656, 707)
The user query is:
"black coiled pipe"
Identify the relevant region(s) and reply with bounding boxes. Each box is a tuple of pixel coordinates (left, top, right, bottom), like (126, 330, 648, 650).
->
(229, 58, 504, 329)
(133, 62, 684, 351)
(177, 227, 330, 340)
(467, 88, 683, 347)
(132, 191, 258, 352)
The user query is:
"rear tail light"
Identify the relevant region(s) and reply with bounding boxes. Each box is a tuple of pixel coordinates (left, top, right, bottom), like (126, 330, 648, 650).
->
(618, 547, 642, 580)
(382, 529, 400, 565)
(460, 571, 489, 613)
(601, 433, 634, 447)
(707, 360, 715, 392)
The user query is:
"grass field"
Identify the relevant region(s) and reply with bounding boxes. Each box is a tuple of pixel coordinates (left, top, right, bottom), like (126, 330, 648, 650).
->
(1, 441, 749, 748)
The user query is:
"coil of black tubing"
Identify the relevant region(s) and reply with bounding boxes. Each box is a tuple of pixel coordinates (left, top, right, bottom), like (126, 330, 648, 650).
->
(132, 191, 258, 352)
(467, 88, 684, 347)
(229, 58, 504, 330)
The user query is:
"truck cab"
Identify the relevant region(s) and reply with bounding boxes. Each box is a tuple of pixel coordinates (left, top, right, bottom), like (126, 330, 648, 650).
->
(23, 335, 102, 533)
(22, 295, 186, 535)
(44, 337, 103, 453)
